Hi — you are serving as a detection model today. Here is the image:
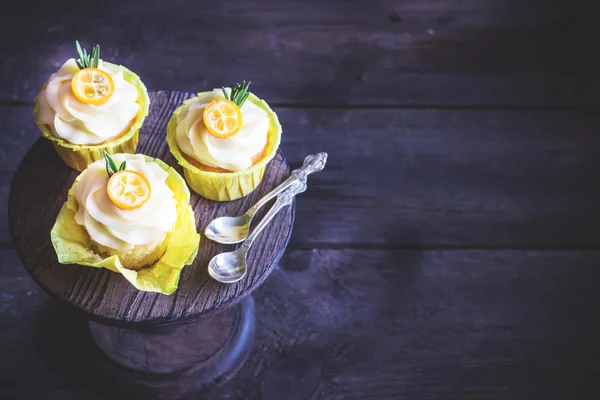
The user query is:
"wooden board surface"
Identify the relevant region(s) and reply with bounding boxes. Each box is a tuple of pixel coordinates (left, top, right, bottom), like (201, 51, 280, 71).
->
(1, 248, 599, 399)
(3, 98, 600, 249)
(8, 92, 294, 327)
(1, 0, 599, 106)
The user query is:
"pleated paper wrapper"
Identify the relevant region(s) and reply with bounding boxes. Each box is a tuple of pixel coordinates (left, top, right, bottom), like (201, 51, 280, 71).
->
(50, 156, 200, 295)
(167, 92, 282, 201)
(33, 62, 150, 172)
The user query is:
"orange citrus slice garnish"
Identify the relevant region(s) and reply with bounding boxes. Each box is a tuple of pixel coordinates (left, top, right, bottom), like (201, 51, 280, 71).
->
(106, 170, 151, 210)
(71, 68, 114, 106)
(202, 99, 242, 138)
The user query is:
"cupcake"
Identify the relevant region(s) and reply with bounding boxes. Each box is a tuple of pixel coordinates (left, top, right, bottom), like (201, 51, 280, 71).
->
(34, 41, 150, 171)
(167, 81, 282, 201)
(51, 152, 200, 294)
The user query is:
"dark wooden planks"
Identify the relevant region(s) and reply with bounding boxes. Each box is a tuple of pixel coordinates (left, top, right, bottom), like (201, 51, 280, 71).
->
(0, 251, 120, 400)
(3, 94, 600, 248)
(0, 106, 37, 169)
(0, 106, 39, 243)
(2, 248, 599, 399)
(256, 249, 600, 400)
(281, 107, 600, 249)
(1, 0, 599, 106)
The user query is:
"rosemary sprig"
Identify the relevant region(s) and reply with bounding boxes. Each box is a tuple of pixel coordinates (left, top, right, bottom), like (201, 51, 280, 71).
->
(222, 80, 252, 108)
(75, 41, 101, 70)
(104, 151, 126, 177)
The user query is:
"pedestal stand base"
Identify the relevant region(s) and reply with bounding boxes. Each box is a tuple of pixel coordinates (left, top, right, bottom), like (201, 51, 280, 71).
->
(88, 298, 255, 399)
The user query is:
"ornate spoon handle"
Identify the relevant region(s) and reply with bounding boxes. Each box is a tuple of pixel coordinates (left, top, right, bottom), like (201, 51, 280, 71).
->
(242, 181, 307, 249)
(246, 152, 327, 217)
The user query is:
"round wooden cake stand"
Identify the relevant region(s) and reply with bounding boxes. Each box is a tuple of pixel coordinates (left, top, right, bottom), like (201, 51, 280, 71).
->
(8, 91, 295, 399)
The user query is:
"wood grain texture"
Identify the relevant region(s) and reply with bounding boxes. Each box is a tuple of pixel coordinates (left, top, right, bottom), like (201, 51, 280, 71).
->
(8, 91, 294, 327)
(1, 249, 599, 399)
(3, 99, 600, 249)
(1, 0, 599, 106)
(282, 107, 600, 249)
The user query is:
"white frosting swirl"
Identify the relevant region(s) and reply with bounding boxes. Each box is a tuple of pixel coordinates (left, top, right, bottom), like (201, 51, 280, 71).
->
(175, 89, 270, 172)
(74, 154, 178, 250)
(37, 58, 140, 145)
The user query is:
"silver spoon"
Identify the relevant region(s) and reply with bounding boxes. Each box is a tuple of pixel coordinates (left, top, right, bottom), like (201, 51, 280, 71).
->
(204, 152, 327, 244)
(208, 181, 306, 283)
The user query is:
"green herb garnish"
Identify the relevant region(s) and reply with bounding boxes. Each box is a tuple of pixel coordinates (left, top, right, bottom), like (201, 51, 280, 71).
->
(222, 80, 252, 108)
(104, 151, 126, 177)
(75, 40, 101, 70)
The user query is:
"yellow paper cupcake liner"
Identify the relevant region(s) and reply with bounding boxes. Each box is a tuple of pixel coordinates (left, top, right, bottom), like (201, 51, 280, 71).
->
(33, 62, 150, 172)
(167, 92, 282, 201)
(50, 156, 200, 295)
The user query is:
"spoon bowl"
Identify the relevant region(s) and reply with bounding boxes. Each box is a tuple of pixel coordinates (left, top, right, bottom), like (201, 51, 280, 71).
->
(205, 215, 252, 244)
(207, 184, 303, 284)
(208, 247, 248, 283)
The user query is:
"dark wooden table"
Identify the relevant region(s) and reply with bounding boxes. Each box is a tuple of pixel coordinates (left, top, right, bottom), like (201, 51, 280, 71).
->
(1, 1, 600, 399)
